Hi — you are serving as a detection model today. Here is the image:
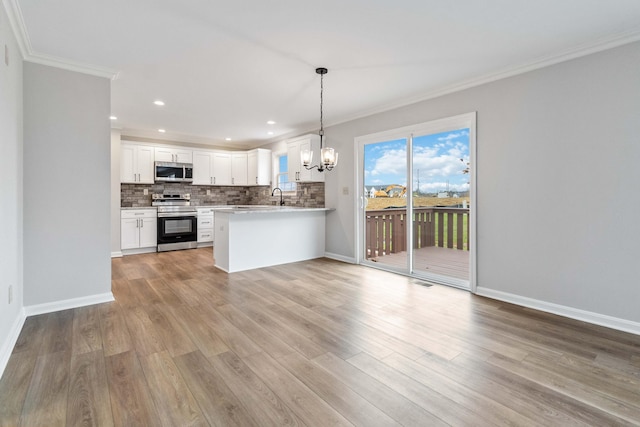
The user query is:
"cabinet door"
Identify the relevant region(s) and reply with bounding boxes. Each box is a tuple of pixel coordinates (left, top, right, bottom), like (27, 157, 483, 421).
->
(154, 147, 174, 162)
(231, 153, 248, 186)
(139, 217, 157, 248)
(121, 218, 140, 249)
(155, 147, 192, 163)
(192, 151, 213, 185)
(212, 152, 232, 185)
(287, 142, 301, 182)
(297, 138, 313, 182)
(120, 144, 137, 183)
(248, 149, 271, 185)
(247, 151, 258, 185)
(136, 146, 155, 183)
(174, 149, 193, 163)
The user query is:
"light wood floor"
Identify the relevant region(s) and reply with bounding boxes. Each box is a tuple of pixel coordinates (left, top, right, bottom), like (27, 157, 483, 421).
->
(1, 248, 640, 426)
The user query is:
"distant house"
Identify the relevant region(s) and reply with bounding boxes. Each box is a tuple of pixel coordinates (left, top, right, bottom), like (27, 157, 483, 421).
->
(437, 191, 449, 198)
(368, 187, 377, 198)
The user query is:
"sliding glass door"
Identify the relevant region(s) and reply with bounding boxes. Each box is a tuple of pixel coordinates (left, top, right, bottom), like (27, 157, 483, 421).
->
(362, 137, 409, 272)
(358, 114, 476, 290)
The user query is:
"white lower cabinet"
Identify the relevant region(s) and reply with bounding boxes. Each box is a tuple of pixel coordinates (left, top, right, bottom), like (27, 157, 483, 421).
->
(121, 209, 157, 253)
(197, 207, 215, 246)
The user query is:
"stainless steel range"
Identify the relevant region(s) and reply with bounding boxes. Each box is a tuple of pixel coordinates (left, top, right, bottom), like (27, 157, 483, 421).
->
(152, 193, 198, 252)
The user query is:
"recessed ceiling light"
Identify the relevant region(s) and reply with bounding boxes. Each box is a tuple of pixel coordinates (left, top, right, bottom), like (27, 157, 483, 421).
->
(158, 129, 166, 133)
(267, 120, 276, 125)
(154, 100, 165, 106)
(267, 131, 274, 135)
(225, 137, 232, 141)
(109, 116, 117, 120)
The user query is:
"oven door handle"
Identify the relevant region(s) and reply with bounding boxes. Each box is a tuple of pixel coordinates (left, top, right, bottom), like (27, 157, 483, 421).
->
(157, 212, 197, 218)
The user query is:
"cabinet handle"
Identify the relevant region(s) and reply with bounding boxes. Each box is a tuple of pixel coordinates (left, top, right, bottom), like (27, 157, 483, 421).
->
(256, 177, 258, 184)
(214, 177, 216, 185)
(232, 177, 234, 185)
(140, 219, 143, 228)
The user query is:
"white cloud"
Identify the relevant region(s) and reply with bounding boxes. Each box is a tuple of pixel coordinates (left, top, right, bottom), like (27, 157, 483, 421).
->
(437, 132, 461, 142)
(368, 148, 407, 178)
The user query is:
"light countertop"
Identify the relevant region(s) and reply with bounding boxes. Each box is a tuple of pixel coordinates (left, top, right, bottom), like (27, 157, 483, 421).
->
(210, 205, 333, 215)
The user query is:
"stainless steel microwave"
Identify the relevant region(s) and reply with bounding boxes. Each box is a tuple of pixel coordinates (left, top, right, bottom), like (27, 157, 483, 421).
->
(154, 162, 193, 183)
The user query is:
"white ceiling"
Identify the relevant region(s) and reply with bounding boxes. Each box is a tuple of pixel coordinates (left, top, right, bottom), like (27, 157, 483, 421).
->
(10, 0, 640, 148)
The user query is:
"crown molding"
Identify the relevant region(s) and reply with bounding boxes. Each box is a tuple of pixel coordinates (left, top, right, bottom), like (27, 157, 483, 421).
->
(2, 0, 30, 58)
(26, 52, 118, 79)
(325, 27, 640, 129)
(120, 128, 252, 150)
(2, 0, 118, 79)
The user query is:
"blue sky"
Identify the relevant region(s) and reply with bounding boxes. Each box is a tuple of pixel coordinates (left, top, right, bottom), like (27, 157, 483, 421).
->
(364, 128, 470, 193)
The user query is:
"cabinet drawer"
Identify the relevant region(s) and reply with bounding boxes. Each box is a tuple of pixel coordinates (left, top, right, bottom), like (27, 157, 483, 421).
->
(198, 230, 214, 242)
(121, 209, 157, 219)
(198, 216, 214, 228)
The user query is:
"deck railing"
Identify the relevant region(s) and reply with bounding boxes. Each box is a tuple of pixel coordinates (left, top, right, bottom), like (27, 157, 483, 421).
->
(365, 206, 469, 259)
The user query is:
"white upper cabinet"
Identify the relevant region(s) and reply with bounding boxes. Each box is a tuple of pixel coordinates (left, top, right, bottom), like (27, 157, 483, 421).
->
(192, 150, 213, 185)
(154, 147, 193, 163)
(248, 148, 271, 185)
(212, 152, 232, 185)
(287, 134, 324, 182)
(122, 140, 271, 186)
(231, 152, 248, 186)
(121, 142, 154, 184)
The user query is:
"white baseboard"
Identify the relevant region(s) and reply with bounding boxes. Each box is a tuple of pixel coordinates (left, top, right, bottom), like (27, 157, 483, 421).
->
(111, 251, 123, 258)
(0, 308, 27, 381)
(121, 247, 157, 256)
(324, 252, 357, 264)
(24, 292, 115, 317)
(476, 287, 640, 336)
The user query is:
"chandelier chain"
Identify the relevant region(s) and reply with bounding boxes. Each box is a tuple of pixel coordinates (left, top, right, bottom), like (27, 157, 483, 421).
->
(319, 71, 324, 140)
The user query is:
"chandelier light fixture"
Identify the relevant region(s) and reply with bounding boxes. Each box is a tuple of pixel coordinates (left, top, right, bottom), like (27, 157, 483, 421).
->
(301, 67, 338, 172)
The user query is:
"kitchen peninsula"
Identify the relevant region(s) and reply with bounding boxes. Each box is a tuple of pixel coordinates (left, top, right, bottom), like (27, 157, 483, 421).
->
(213, 206, 332, 273)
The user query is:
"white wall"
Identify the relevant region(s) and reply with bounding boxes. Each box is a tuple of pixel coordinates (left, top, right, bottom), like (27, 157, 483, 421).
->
(322, 41, 640, 326)
(23, 63, 112, 307)
(111, 129, 121, 256)
(0, 1, 24, 373)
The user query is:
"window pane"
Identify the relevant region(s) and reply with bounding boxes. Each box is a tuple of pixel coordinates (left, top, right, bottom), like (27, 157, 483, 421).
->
(275, 154, 296, 192)
(279, 155, 288, 173)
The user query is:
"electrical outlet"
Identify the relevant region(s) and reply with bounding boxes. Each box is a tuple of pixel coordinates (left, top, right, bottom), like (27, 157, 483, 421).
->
(8, 285, 13, 304)
(206, 189, 211, 195)
(143, 189, 148, 195)
(342, 186, 349, 195)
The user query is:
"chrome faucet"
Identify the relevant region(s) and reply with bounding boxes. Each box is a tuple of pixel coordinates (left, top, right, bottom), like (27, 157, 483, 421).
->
(271, 187, 285, 206)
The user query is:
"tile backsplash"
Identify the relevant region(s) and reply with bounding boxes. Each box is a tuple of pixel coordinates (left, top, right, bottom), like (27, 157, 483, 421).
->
(121, 182, 325, 208)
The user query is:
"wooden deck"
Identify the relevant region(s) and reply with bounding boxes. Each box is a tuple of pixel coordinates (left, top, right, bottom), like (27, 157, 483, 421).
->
(370, 246, 469, 281)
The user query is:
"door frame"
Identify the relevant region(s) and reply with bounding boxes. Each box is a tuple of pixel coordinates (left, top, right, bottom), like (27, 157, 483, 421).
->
(354, 112, 477, 292)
